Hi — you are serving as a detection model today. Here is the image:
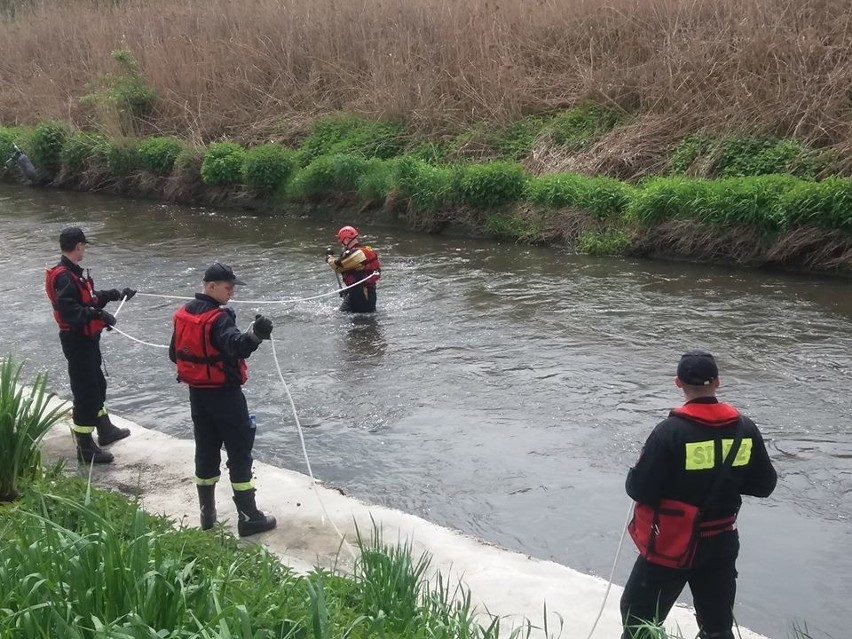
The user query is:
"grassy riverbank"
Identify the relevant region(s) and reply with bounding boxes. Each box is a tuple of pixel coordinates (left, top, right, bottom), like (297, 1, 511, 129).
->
(0, 0, 850, 273)
(2, 473, 523, 638)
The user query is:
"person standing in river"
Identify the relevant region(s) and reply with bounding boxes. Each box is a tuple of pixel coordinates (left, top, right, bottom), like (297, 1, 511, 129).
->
(325, 225, 381, 313)
(45, 226, 136, 464)
(620, 350, 777, 639)
(169, 262, 277, 537)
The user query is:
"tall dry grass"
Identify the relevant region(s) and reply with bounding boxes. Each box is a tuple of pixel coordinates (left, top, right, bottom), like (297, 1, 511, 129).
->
(0, 0, 850, 149)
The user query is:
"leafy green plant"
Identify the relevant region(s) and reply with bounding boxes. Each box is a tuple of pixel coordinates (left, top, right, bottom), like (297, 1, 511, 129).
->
(104, 139, 140, 176)
(61, 131, 110, 174)
(628, 176, 710, 226)
(28, 121, 68, 174)
(80, 49, 156, 135)
(0, 356, 68, 502)
(241, 143, 297, 193)
(525, 173, 632, 219)
(356, 158, 397, 203)
(287, 153, 369, 201)
(577, 230, 631, 256)
(392, 156, 454, 212)
(545, 106, 621, 151)
(201, 142, 247, 185)
(452, 161, 528, 209)
(779, 177, 852, 230)
(136, 136, 183, 176)
(296, 114, 406, 166)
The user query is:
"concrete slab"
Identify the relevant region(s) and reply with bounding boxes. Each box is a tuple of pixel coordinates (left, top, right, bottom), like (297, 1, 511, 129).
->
(40, 406, 773, 639)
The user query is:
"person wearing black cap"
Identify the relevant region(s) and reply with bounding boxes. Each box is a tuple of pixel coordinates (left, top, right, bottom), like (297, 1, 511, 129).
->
(620, 350, 777, 639)
(45, 226, 137, 464)
(169, 262, 277, 537)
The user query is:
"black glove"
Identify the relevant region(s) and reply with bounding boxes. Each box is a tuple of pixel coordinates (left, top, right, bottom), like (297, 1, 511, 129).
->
(104, 288, 122, 302)
(98, 309, 117, 328)
(121, 287, 137, 300)
(325, 247, 336, 257)
(252, 314, 273, 340)
(338, 290, 348, 298)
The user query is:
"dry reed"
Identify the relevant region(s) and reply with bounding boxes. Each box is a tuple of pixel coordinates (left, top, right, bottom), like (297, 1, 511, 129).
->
(0, 0, 849, 149)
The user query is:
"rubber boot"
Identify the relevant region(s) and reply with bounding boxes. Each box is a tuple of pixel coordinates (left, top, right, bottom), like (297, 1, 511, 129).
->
(233, 489, 276, 537)
(97, 413, 131, 446)
(74, 432, 114, 464)
(197, 485, 217, 531)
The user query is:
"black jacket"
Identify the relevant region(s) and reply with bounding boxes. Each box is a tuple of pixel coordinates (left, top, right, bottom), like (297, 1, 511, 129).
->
(168, 294, 260, 387)
(626, 397, 777, 521)
(51, 256, 115, 333)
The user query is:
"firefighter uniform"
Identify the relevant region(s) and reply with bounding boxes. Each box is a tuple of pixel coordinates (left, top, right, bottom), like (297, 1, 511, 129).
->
(326, 229, 381, 313)
(169, 266, 276, 537)
(45, 230, 134, 464)
(621, 353, 777, 639)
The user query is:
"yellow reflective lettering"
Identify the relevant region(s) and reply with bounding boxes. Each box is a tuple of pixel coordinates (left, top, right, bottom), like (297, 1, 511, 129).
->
(685, 441, 715, 470)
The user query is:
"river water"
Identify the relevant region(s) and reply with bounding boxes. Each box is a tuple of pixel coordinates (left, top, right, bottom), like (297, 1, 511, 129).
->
(2, 184, 849, 639)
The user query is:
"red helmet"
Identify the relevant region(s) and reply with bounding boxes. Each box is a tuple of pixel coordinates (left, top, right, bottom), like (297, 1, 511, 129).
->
(336, 225, 359, 243)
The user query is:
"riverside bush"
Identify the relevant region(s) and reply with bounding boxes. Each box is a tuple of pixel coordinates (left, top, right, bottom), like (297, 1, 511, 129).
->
(452, 161, 528, 209)
(105, 139, 140, 176)
(393, 156, 454, 212)
(696, 175, 799, 231)
(296, 114, 406, 166)
(628, 177, 712, 226)
(80, 49, 156, 136)
(201, 142, 246, 185)
(671, 135, 829, 179)
(545, 106, 621, 150)
(136, 136, 183, 176)
(29, 121, 68, 174)
(357, 158, 398, 203)
(287, 153, 369, 201)
(779, 177, 852, 230)
(525, 173, 632, 219)
(577, 230, 632, 256)
(61, 131, 110, 173)
(0, 127, 17, 161)
(242, 143, 297, 193)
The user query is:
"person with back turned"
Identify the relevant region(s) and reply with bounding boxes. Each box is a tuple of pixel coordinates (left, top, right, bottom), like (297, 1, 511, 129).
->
(325, 225, 381, 313)
(169, 262, 277, 537)
(620, 350, 777, 639)
(45, 226, 136, 464)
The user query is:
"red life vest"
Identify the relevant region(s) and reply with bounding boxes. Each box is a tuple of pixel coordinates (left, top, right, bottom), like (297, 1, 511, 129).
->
(44, 264, 108, 336)
(342, 245, 382, 287)
(172, 306, 247, 387)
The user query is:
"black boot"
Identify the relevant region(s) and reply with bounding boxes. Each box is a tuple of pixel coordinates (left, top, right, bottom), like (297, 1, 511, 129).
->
(233, 489, 276, 537)
(74, 432, 114, 464)
(197, 485, 217, 530)
(97, 413, 130, 446)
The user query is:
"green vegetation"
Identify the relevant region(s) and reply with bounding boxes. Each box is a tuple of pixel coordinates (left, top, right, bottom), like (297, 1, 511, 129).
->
(0, 356, 67, 502)
(80, 49, 156, 136)
(2, 103, 852, 269)
(201, 142, 247, 186)
(1, 473, 529, 638)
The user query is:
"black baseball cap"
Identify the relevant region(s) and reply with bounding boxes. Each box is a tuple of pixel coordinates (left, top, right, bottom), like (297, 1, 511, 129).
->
(677, 349, 719, 386)
(59, 227, 88, 251)
(203, 262, 245, 285)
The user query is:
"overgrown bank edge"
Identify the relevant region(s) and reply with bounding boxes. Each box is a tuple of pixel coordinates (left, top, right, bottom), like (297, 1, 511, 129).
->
(3, 117, 852, 275)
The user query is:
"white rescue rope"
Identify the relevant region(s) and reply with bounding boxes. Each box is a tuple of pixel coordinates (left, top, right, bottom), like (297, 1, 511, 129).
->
(268, 333, 358, 560)
(584, 498, 634, 639)
(136, 277, 370, 304)
(108, 326, 169, 349)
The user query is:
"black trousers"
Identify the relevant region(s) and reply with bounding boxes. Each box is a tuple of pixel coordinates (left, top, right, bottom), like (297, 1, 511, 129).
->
(59, 331, 106, 428)
(188, 386, 255, 488)
(621, 552, 738, 639)
(340, 285, 377, 313)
